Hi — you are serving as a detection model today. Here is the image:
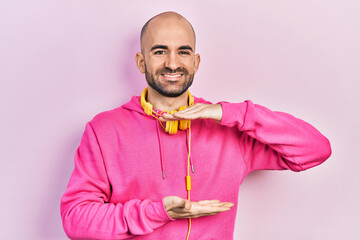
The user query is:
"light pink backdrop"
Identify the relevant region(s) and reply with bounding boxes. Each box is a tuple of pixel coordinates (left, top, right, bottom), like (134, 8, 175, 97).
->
(1, 0, 359, 239)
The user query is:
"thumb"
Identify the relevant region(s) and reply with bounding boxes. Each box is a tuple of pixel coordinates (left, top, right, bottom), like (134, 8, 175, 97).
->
(164, 196, 188, 210)
(175, 198, 191, 209)
(184, 200, 192, 210)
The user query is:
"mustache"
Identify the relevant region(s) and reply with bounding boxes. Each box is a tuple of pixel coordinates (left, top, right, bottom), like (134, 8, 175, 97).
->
(157, 67, 188, 75)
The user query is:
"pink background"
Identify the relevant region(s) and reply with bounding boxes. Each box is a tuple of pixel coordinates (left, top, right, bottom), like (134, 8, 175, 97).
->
(1, 0, 359, 239)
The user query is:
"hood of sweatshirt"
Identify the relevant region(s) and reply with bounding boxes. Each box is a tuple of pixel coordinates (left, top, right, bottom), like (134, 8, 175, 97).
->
(121, 95, 209, 116)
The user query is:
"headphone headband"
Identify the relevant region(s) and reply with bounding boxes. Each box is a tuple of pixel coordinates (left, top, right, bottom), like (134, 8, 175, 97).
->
(140, 87, 194, 114)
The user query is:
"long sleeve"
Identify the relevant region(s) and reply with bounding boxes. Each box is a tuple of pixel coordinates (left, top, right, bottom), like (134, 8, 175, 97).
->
(219, 100, 331, 173)
(60, 123, 173, 240)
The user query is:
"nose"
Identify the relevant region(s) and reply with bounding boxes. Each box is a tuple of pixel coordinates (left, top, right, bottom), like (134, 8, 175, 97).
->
(164, 52, 180, 71)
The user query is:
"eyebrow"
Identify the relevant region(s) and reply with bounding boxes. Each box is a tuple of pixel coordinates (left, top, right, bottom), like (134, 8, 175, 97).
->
(150, 45, 193, 52)
(178, 45, 193, 52)
(151, 45, 168, 51)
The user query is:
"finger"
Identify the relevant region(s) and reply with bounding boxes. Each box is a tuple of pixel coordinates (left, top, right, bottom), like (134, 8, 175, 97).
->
(160, 104, 207, 120)
(160, 113, 176, 121)
(175, 105, 206, 115)
(191, 203, 233, 214)
(159, 104, 220, 121)
(169, 204, 223, 214)
(168, 204, 232, 219)
(175, 105, 214, 119)
(160, 112, 197, 121)
(160, 112, 195, 121)
(207, 202, 234, 208)
(173, 110, 205, 120)
(158, 115, 183, 122)
(222, 202, 234, 208)
(199, 203, 231, 209)
(189, 206, 232, 218)
(197, 200, 221, 204)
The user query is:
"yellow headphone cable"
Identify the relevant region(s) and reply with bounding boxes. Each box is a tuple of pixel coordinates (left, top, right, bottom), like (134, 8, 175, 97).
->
(140, 88, 193, 240)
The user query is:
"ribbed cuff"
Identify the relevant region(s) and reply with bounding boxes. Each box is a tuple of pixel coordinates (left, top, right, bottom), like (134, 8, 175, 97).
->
(144, 200, 174, 230)
(219, 101, 248, 128)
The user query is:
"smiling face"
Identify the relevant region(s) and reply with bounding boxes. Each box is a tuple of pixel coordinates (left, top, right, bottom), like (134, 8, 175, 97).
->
(136, 12, 200, 97)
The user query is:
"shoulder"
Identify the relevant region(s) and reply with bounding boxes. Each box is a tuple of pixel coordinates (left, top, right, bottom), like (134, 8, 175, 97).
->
(88, 97, 139, 130)
(91, 107, 123, 123)
(193, 96, 213, 104)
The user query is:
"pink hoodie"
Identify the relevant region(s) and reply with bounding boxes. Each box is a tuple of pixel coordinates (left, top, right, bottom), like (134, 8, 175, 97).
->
(60, 95, 331, 240)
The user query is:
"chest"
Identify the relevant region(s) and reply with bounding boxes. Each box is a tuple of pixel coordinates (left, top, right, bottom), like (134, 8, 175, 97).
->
(100, 119, 247, 203)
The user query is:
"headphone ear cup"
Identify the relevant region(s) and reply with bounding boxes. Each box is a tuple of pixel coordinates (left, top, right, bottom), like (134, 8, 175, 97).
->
(166, 120, 178, 134)
(179, 119, 190, 130)
(165, 120, 170, 132)
(166, 110, 178, 134)
(171, 119, 178, 134)
(178, 106, 188, 130)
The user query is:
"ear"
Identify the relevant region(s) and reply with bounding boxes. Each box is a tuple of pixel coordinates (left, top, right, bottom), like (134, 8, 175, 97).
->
(194, 53, 201, 74)
(135, 52, 145, 74)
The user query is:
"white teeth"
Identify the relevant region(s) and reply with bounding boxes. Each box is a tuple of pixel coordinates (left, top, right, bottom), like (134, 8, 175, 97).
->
(163, 74, 182, 77)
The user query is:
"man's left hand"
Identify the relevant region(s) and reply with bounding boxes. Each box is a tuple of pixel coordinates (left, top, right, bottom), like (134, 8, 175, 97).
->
(159, 103, 223, 122)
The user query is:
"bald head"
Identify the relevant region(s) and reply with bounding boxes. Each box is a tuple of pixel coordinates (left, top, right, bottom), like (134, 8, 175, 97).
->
(135, 11, 201, 98)
(140, 11, 196, 52)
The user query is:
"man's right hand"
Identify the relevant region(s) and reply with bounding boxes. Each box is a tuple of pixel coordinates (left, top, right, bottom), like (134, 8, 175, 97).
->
(163, 196, 234, 219)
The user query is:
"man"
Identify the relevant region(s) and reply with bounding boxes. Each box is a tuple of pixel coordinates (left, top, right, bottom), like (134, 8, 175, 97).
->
(61, 11, 331, 240)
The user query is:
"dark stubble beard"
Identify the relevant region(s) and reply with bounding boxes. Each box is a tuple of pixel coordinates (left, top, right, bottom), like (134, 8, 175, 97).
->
(145, 64, 194, 97)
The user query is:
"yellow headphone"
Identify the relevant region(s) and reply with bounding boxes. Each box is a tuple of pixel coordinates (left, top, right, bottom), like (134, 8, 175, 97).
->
(140, 87, 194, 134)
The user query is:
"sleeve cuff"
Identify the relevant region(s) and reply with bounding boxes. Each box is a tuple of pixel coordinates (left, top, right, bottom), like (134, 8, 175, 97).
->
(144, 200, 174, 230)
(219, 101, 248, 128)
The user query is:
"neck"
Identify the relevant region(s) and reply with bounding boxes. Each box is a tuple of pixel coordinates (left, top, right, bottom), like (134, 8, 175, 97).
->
(147, 86, 189, 111)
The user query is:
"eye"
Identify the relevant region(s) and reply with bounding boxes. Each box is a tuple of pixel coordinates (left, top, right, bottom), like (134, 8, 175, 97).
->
(179, 51, 190, 55)
(154, 50, 165, 55)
